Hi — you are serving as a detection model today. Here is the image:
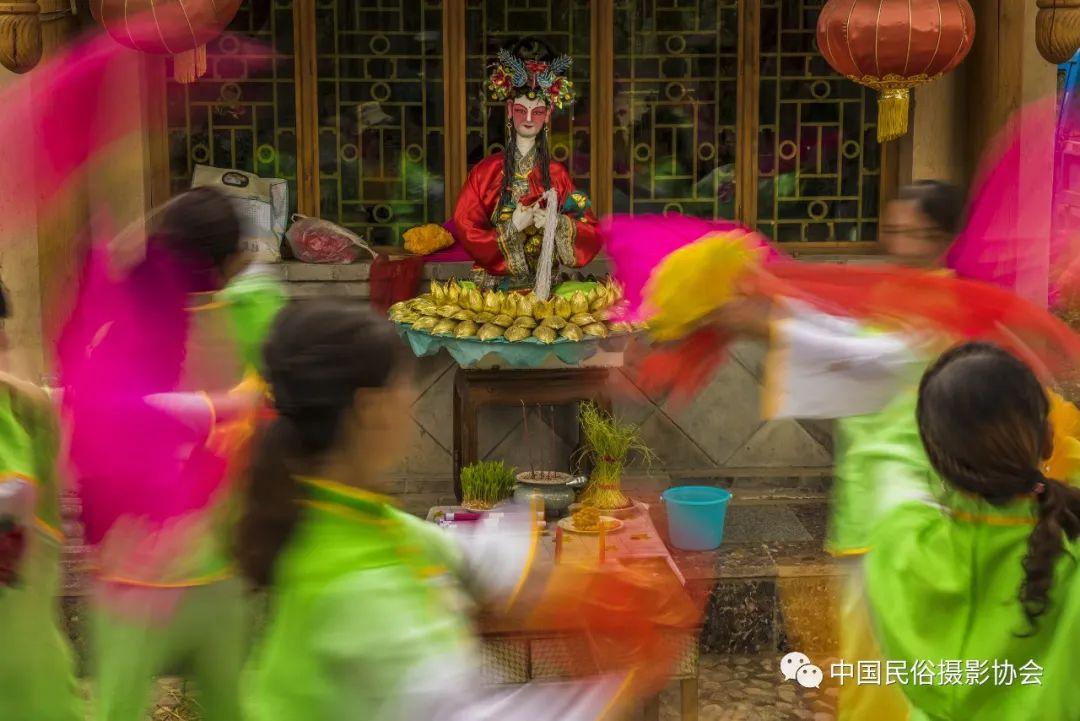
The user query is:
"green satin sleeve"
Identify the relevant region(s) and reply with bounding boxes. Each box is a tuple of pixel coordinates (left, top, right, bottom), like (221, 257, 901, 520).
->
(829, 390, 936, 555)
(218, 270, 286, 375)
(866, 496, 1080, 720)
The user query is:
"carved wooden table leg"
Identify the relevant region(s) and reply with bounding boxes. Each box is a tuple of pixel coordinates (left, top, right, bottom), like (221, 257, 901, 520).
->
(643, 695, 661, 721)
(680, 677, 699, 721)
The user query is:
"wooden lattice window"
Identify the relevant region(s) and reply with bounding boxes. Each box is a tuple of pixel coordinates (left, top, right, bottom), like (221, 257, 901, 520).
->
(154, 0, 897, 249)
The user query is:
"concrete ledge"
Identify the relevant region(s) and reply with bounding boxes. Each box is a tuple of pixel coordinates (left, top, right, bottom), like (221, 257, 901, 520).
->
(279, 258, 613, 284)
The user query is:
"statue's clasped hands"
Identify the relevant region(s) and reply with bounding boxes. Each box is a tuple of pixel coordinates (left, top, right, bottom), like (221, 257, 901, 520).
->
(511, 201, 553, 232)
(511, 203, 533, 232)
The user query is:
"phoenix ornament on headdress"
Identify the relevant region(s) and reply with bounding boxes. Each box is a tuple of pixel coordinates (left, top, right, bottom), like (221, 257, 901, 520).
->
(488, 48, 576, 109)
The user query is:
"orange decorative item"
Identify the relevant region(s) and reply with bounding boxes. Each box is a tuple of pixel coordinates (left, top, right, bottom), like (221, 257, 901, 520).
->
(817, 0, 975, 142)
(90, 0, 242, 83)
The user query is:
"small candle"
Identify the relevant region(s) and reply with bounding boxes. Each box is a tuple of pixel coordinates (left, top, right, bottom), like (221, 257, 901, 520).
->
(598, 524, 606, 564)
(554, 526, 563, 563)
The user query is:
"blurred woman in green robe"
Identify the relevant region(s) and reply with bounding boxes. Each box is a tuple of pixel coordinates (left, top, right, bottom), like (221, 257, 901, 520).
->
(0, 283, 82, 721)
(865, 342, 1080, 720)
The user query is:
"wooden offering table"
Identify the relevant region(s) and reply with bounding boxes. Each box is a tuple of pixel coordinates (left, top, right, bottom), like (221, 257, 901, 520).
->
(452, 367, 613, 501)
(428, 503, 702, 721)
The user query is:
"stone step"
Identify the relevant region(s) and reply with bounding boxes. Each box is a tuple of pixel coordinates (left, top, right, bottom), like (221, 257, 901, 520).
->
(644, 497, 844, 657)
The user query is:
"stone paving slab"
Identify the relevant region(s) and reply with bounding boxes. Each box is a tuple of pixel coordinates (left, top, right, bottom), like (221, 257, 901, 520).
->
(132, 655, 842, 720)
(656, 654, 839, 721)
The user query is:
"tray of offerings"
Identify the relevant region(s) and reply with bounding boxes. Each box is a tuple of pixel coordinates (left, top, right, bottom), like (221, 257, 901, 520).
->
(389, 279, 643, 369)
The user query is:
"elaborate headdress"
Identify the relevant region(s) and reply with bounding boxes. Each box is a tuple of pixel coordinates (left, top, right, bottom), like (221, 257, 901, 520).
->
(488, 38, 575, 110)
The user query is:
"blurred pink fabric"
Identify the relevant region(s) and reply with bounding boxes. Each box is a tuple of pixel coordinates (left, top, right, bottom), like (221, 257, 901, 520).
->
(601, 214, 784, 319)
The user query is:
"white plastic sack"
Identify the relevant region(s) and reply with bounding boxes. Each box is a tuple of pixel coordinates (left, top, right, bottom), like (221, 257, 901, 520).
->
(192, 165, 288, 262)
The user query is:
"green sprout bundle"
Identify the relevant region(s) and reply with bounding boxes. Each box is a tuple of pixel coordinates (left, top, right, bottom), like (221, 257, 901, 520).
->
(576, 402, 655, 510)
(460, 460, 517, 511)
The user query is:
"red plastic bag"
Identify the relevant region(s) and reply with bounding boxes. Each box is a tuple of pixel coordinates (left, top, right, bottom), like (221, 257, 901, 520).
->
(285, 214, 365, 264)
(370, 253, 424, 314)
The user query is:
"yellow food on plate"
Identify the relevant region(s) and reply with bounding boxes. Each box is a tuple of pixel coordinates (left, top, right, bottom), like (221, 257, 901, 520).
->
(533, 299, 552, 320)
(454, 320, 479, 338)
(483, 290, 502, 313)
(466, 288, 484, 313)
(560, 323, 583, 342)
(572, 505, 601, 531)
(415, 300, 438, 317)
(430, 282, 447, 304)
(412, 317, 438, 332)
(505, 325, 531, 342)
(433, 319, 457, 336)
(533, 325, 558, 344)
(403, 223, 454, 256)
(513, 316, 537, 329)
(451, 309, 476, 321)
(478, 323, 504, 341)
(569, 313, 596, 327)
(517, 294, 535, 318)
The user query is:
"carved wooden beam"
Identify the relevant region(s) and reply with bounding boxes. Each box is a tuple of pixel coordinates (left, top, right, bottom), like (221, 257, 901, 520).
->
(1037, 0, 1080, 64)
(0, 1, 41, 73)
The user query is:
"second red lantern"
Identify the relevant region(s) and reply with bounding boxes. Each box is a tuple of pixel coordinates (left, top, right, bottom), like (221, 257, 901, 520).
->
(91, 0, 242, 83)
(817, 0, 976, 142)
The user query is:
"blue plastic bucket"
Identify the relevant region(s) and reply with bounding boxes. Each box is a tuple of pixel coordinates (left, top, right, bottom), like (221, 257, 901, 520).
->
(661, 486, 732, 551)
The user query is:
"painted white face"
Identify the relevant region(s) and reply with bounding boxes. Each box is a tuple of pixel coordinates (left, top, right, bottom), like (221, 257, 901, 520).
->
(509, 96, 550, 139)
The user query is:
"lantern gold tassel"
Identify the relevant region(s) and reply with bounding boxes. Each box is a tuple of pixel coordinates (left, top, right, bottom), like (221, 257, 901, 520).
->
(173, 44, 208, 84)
(877, 87, 910, 143)
(174, 48, 196, 83)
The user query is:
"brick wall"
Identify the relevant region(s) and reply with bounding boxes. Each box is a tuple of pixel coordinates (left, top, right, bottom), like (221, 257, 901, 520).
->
(277, 260, 840, 513)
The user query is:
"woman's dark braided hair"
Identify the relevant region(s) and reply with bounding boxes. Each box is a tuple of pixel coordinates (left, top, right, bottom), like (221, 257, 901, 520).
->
(235, 298, 411, 587)
(917, 342, 1080, 630)
(498, 36, 555, 212)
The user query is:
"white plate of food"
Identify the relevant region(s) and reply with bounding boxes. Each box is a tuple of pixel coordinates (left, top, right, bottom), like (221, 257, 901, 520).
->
(558, 514, 623, 535)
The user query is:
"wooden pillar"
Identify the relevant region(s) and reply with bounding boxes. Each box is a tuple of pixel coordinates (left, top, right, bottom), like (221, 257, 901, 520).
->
(735, 0, 760, 228)
(962, 0, 1057, 180)
(142, 55, 171, 210)
(590, 0, 614, 217)
(909, 72, 967, 186)
(953, 0, 1057, 304)
(442, 0, 467, 216)
(33, 0, 89, 375)
(294, 0, 320, 217)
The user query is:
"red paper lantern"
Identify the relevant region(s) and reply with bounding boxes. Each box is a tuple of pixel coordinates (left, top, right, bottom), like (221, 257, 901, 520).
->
(90, 0, 242, 83)
(817, 0, 975, 142)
